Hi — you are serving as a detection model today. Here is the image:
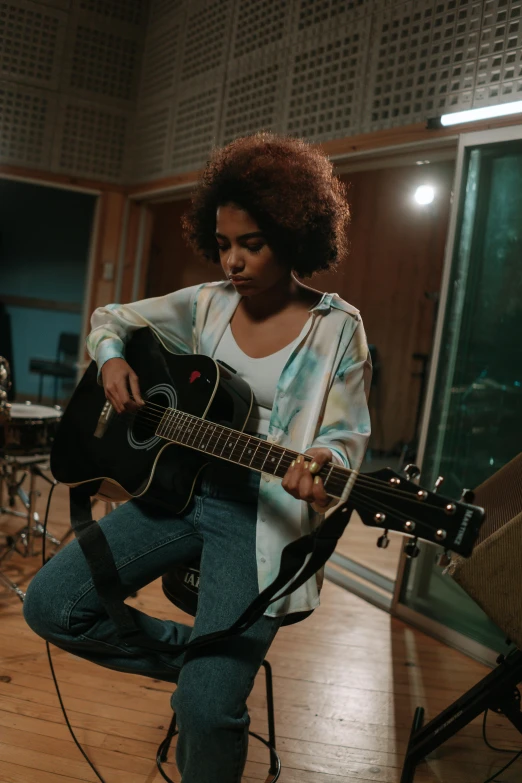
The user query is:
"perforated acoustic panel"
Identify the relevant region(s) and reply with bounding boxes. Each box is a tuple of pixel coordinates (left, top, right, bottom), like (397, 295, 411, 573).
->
(77, 0, 147, 25)
(0, 0, 67, 91)
(170, 81, 221, 172)
(66, 22, 141, 103)
(139, 21, 181, 103)
(295, 0, 371, 30)
(285, 19, 370, 142)
(148, 0, 185, 29)
(39, 0, 71, 9)
(128, 102, 171, 180)
(53, 99, 129, 179)
(362, 0, 483, 131)
(180, 0, 234, 82)
(220, 46, 288, 145)
(231, 0, 292, 59)
(475, 0, 522, 106)
(0, 80, 56, 167)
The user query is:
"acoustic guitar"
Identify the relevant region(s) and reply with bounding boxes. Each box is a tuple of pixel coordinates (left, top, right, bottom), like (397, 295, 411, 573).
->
(50, 328, 484, 557)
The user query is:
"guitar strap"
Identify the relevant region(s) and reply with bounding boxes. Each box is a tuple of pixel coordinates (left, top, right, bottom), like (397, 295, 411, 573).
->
(69, 484, 353, 655)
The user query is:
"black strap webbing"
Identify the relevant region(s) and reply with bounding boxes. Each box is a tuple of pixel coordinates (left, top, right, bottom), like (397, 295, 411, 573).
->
(70, 485, 353, 655)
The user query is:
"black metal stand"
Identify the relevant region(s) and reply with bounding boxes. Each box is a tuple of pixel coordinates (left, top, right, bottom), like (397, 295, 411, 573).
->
(401, 649, 522, 783)
(157, 659, 281, 783)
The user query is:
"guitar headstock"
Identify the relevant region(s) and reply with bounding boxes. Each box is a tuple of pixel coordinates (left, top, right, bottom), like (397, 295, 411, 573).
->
(352, 467, 485, 557)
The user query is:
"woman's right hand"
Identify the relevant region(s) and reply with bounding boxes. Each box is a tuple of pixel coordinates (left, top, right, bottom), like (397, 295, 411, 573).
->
(101, 358, 145, 413)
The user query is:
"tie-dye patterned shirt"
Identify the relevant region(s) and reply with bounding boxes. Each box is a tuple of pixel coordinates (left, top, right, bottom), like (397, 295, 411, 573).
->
(87, 281, 371, 616)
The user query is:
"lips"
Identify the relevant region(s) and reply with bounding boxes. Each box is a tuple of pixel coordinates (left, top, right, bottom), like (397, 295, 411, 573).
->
(230, 277, 251, 283)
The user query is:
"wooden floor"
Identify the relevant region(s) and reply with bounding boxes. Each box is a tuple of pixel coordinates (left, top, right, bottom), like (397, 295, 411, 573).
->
(1, 474, 521, 783)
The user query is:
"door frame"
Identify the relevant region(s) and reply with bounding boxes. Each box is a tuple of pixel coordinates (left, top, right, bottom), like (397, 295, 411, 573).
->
(391, 124, 522, 663)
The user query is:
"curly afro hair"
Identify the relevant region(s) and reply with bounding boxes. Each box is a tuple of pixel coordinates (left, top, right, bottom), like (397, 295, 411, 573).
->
(182, 133, 350, 278)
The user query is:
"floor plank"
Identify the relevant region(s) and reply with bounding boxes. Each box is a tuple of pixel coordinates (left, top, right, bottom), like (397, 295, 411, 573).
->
(1, 472, 521, 782)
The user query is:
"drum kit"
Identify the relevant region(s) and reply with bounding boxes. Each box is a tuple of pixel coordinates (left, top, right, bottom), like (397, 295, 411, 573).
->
(0, 355, 67, 599)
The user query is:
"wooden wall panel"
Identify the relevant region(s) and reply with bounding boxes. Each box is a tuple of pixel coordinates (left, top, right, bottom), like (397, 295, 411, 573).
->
(146, 161, 454, 452)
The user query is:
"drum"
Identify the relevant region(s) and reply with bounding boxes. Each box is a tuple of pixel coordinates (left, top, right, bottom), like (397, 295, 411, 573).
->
(0, 402, 63, 455)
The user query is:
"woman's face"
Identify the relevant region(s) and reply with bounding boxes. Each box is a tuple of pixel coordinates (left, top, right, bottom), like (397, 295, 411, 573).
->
(215, 203, 289, 296)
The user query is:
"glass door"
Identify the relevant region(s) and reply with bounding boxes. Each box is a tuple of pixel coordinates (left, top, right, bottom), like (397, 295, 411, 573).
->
(394, 125, 522, 661)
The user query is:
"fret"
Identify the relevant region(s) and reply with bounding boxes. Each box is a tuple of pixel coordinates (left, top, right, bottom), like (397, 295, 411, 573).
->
(156, 412, 167, 438)
(167, 410, 181, 442)
(168, 410, 183, 441)
(273, 448, 287, 476)
(196, 421, 214, 452)
(188, 416, 206, 447)
(252, 441, 272, 471)
(168, 411, 181, 441)
(323, 464, 334, 490)
(241, 437, 258, 466)
(237, 435, 252, 465)
(259, 444, 273, 471)
(162, 410, 176, 440)
(229, 433, 248, 463)
(177, 412, 193, 444)
(247, 440, 262, 466)
(211, 427, 228, 455)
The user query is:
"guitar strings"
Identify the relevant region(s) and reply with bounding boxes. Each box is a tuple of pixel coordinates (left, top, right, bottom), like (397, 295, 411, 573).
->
(123, 404, 435, 502)
(120, 402, 449, 508)
(112, 406, 461, 525)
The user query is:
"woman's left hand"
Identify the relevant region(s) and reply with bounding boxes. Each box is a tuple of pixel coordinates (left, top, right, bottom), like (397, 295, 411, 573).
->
(281, 447, 333, 508)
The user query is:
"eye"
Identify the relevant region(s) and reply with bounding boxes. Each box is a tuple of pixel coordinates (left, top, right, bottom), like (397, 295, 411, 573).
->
(246, 243, 265, 254)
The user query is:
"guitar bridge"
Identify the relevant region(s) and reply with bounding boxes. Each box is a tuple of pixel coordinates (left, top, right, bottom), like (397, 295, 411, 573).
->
(94, 400, 114, 438)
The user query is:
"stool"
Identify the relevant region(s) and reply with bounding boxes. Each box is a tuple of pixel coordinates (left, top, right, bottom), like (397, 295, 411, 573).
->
(157, 563, 282, 782)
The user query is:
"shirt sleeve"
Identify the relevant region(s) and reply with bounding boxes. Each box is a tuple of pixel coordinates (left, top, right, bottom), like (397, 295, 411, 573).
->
(310, 317, 372, 472)
(86, 284, 203, 374)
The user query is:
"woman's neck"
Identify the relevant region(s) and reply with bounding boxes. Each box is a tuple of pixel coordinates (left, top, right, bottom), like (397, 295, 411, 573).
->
(241, 275, 314, 321)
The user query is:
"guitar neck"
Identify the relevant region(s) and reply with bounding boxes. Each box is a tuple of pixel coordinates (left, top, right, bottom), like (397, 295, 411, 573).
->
(156, 406, 350, 500)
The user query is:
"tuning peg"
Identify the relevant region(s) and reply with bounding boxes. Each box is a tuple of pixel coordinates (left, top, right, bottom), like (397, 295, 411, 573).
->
(405, 539, 420, 558)
(460, 487, 475, 503)
(377, 531, 390, 549)
(433, 476, 445, 493)
(403, 463, 421, 480)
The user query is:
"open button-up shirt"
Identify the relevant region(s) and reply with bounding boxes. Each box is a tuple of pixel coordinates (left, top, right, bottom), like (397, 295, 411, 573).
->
(87, 280, 372, 616)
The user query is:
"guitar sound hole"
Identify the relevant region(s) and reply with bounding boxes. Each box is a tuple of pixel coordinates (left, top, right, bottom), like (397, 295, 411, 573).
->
(127, 384, 177, 452)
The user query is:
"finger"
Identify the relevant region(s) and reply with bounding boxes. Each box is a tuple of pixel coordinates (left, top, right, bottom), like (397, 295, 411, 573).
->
(128, 373, 144, 406)
(282, 458, 299, 495)
(311, 475, 330, 507)
(115, 381, 134, 413)
(298, 470, 315, 502)
(105, 386, 123, 414)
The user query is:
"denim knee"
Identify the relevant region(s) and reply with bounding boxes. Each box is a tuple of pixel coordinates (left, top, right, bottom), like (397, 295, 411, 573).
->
(23, 568, 65, 642)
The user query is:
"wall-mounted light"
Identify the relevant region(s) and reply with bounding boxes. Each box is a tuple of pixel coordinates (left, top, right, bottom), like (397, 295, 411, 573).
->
(414, 185, 435, 205)
(427, 100, 522, 129)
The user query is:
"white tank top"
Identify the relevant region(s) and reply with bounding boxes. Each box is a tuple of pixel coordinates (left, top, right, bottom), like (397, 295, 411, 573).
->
(214, 321, 309, 435)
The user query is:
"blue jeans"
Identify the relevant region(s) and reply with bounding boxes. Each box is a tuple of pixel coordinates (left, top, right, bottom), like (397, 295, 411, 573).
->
(23, 457, 284, 783)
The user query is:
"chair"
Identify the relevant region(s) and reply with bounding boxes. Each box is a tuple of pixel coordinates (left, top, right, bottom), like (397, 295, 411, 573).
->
(29, 332, 79, 405)
(158, 561, 282, 782)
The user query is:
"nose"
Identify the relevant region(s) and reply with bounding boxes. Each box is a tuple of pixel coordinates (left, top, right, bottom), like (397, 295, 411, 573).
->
(225, 246, 245, 275)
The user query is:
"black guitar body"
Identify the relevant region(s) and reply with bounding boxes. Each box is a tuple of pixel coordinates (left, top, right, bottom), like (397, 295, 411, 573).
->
(51, 328, 485, 558)
(51, 328, 253, 511)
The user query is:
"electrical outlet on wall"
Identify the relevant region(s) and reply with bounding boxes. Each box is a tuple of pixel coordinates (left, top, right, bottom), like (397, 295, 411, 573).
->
(103, 262, 114, 281)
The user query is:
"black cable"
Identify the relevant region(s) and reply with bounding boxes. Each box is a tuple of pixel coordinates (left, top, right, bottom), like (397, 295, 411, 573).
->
(482, 749, 522, 783)
(41, 477, 108, 783)
(482, 708, 516, 753)
(482, 707, 522, 783)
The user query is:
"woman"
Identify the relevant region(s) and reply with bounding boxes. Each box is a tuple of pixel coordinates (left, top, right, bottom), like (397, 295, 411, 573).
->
(24, 133, 371, 783)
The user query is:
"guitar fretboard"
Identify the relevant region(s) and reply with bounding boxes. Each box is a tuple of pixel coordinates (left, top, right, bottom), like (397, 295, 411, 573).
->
(155, 406, 350, 499)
